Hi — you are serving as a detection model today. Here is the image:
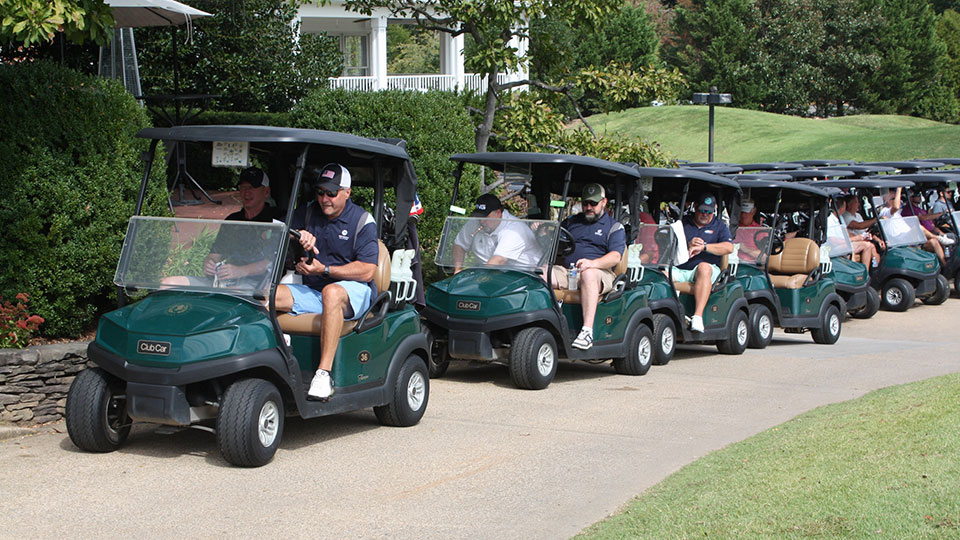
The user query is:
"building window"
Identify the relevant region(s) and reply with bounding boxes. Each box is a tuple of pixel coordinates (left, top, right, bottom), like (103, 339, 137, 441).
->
(341, 35, 368, 76)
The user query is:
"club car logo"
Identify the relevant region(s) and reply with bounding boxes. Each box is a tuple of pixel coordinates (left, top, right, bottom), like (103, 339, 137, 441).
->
(137, 340, 171, 356)
(166, 304, 190, 315)
(358, 351, 371, 363)
(457, 300, 481, 311)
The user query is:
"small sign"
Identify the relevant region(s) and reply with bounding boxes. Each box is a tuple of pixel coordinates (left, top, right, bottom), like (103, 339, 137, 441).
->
(456, 300, 481, 311)
(137, 340, 171, 356)
(212, 141, 249, 168)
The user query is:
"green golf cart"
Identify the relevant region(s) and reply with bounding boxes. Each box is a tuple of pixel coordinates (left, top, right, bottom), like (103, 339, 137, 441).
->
(66, 126, 430, 466)
(422, 153, 656, 390)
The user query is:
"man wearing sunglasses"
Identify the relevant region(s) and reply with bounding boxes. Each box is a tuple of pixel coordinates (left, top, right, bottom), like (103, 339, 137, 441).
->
(552, 183, 626, 350)
(276, 163, 379, 400)
(672, 193, 734, 333)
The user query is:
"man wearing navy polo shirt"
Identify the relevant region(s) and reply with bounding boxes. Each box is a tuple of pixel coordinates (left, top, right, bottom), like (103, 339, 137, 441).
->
(674, 193, 734, 333)
(552, 183, 626, 350)
(275, 163, 379, 400)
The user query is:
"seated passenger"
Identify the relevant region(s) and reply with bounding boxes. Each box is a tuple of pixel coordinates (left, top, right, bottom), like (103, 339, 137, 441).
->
(842, 194, 885, 252)
(551, 183, 626, 350)
(901, 189, 953, 266)
(162, 167, 279, 288)
(736, 198, 766, 261)
(452, 193, 543, 273)
(672, 193, 734, 333)
(833, 196, 878, 268)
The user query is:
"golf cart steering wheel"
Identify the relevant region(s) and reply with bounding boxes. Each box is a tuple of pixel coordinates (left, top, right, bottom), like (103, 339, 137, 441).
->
(288, 229, 314, 265)
(557, 227, 576, 258)
(756, 228, 785, 256)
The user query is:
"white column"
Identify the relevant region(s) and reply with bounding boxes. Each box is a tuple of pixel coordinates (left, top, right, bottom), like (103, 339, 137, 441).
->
(369, 15, 388, 90)
(440, 31, 465, 91)
(507, 31, 529, 83)
(453, 33, 465, 90)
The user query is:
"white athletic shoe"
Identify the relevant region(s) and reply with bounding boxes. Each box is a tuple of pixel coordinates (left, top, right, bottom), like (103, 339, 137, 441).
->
(572, 328, 593, 350)
(938, 235, 955, 246)
(690, 315, 705, 333)
(307, 369, 334, 400)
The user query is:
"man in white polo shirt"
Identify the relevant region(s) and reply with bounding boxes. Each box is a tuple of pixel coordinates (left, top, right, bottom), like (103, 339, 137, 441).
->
(452, 193, 543, 273)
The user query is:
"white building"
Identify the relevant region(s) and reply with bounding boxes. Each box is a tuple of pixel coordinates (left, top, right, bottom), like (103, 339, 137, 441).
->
(296, 0, 527, 93)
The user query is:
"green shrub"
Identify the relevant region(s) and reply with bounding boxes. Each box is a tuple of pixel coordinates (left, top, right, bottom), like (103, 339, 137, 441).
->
(290, 89, 479, 281)
(0, 61, 168, 338)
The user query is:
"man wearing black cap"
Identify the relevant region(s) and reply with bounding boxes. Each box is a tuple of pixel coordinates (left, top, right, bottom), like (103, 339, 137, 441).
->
(552, 183, 626, 350)
(276, 163, 379, 400)
(673, 193, 733, 333)
(452, 193, 543, 273)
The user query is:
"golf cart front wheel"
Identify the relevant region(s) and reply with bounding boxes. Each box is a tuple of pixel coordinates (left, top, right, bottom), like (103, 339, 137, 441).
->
(613, 324, 654, 376)
(651, 314, 676, 366)
(510, 327, 558, 390)
(747, 304, 774, 349)
(923, 274, 950, 305)
(66, 367, 131, 453)
(811, 305, 842, 345)
(217, 378, 284, 467)
(717, 309, 749, 355)
(374, 354, 430, 427)
(881, 278, 915, 312)
(851, 287, 881, 320)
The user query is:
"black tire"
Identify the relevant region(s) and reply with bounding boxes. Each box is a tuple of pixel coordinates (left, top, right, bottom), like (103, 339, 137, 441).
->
(426, 327, 450, 378)
(747, 304, 774, 349)
(217, 378, 284, 467)
(613, 324, 654, 376)
(954, 273, 960, 297)
(374, 355, 430, 427)
(923, 274, 950, 305)
(851, 287, 881, 320)
(716, 309, 749, 355)
(66, 367, 131, 453)
(880, 278, 915, 312)
(651, 314, 676, 366)
(509, 327, 558, 390)
(811, 304, 842, 345)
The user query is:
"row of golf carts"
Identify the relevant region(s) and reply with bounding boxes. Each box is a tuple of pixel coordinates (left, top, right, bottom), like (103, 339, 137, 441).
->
(64, 126, 960, 466)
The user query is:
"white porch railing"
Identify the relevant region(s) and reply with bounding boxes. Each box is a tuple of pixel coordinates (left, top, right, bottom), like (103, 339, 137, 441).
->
(328, 73, 519, 93)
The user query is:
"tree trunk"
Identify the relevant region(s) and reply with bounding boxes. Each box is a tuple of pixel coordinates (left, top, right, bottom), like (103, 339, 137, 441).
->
(475, 71, 499, 153)
(836, 98, 844, 117)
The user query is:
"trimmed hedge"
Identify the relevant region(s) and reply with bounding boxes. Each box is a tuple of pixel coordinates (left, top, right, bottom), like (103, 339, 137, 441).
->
(290, 89, 479, 279)
(0, 61, 168, 338)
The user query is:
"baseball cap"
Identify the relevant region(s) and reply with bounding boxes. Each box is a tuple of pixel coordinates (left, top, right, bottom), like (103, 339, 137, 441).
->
(583, 183, 606, 203)
(471, 193, 503, 217)
(315, 163, 352, 193)
(237, 167, 269, 188)
(696, 193, 717, 213)
(741, 198, 755, 213)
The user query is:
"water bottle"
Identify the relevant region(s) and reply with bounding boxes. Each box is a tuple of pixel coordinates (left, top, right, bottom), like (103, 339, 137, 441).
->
(568, 264, 578, 290)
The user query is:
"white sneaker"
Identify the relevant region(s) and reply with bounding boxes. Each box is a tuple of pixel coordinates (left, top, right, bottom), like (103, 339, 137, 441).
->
(572, 328, 593, 350)
(690, 315, 705, 333)
(307, 369, 334, 400)
(939, 235, 955, 246)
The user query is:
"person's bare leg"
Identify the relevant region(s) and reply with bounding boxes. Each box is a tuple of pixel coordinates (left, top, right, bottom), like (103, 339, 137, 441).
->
(693, 263, 712, 317)
(274, 284, 295, 312)
(580, 268, 602, 328)
(319, 284, 348, 372)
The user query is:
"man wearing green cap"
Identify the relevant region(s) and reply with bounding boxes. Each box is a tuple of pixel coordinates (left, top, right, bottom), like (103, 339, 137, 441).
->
(552, 183, 626, 350)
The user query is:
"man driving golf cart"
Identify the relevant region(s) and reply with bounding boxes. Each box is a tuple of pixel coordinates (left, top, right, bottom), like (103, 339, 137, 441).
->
(452, 193, 543, 273)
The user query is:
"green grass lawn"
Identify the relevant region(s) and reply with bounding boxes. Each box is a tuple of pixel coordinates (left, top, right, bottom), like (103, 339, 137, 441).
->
(574, 373, 960, 539)
(586, 106, 960, 163)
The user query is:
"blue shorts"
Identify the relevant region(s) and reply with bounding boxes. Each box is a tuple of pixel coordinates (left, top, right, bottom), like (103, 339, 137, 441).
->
(285, 281, 372, 320)
(672, 263, 721, 284)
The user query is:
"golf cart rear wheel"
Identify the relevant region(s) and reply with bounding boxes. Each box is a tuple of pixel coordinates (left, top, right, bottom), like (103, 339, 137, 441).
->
(811, 305, 842, 345)
(747, 304, 774, 349)
(851, 287, 881, 320)
(651, 314, 676, 366)
(717, 309, 749, 355)
(923, 274, 950, 305)
(613, 324, 654, 376)
(374, 354, 430, 427)
(66, 367, 131, 453)
(217, 378, 284, 467)
(509, 327, 558, 390)
(954, 273, 960, 297)
(426, 327, 450, 378)
(881, 278, 914, 312)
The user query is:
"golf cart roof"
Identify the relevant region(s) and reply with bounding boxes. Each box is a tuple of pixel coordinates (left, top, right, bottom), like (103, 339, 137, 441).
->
(785, 159, 856, 167)
(632, 167, 742, 190)
(865, 173, 960, 186)
(736, 178, 830, 198)
(679, 161, 742, 167)
(818, 165, 897, 177)
(449, 152, 641, 183)
(136, 125, 412, 164)
(683, 165, 744, 174)
(736, 162, 803, 172)
(858, 161, 945, 172)
(802, 178, 916, 190)
(729, 173, 793, 181)
(916, 158, 960, 166)
(774, 169, 855, 180)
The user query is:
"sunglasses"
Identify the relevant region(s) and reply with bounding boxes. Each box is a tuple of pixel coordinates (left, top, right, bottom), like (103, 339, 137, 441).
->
(698, 208, 715, 215)
(583, 200, 602, 207)
(318, 188, 341, 198)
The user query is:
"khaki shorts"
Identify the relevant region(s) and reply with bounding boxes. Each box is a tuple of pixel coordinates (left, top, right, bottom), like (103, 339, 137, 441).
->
(553, 265, 616, 294)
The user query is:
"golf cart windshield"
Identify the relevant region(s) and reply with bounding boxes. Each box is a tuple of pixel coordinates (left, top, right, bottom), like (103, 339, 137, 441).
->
(825, 216, 854, 257)
(879, 216, 927, 248)
(114, 216, 285, 298)
(435, 216, 557, 272)
(732, 226, 773, 267)
(633, 222, 686, 266)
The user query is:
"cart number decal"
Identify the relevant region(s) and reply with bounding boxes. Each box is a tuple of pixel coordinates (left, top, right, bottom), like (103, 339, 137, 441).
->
(457, 300, 481, 311)
(358, 351, 371, 363)
(137, 340, 171, 356)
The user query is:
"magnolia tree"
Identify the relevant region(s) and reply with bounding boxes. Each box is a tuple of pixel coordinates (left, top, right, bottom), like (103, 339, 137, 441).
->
(0, 0, 114, 46)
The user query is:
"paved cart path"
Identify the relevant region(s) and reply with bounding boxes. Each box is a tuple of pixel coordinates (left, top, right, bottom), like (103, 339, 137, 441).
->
(2, 301, 959, 539)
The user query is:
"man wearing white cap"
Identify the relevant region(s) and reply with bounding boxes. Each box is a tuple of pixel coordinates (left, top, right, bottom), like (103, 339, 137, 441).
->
(276, 163, 379, 400)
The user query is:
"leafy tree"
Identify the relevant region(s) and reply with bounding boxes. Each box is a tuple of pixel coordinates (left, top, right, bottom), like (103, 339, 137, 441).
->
(936, 9, 960, 108)
(387, 24, 439, 74)
(0, 0, 113, 47)
(135, 0, 342, 113)
(811, 0, 882, 116)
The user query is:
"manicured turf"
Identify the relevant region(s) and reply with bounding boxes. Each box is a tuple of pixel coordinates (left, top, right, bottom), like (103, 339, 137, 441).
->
(574, 373, 960, 539)
(586, 106, 960, 163)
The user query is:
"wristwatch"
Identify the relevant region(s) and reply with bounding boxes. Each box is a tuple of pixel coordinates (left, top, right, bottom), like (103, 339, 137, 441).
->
(323, 265, 331, 278)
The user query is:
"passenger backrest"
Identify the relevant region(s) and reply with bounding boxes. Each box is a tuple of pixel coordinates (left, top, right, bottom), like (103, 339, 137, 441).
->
(768, 238, 820, 275)
(374, 240, 390, 293)
(613, 248, 629, 275)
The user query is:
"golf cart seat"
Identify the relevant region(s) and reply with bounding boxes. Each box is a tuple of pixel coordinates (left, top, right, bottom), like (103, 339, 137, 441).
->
(767, 237, 820, 289)
(553, 249, 629, 304)
(278, 240, 391, 336)
(672, 254, 729, 295)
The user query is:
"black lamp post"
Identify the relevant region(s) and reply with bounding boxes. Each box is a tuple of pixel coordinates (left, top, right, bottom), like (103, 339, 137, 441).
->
(691, 86, 732, 162)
